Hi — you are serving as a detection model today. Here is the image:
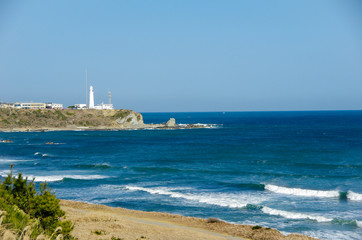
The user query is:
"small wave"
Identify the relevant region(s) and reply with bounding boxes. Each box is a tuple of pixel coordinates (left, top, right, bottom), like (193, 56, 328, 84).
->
(33, 152, 54, 158)
(347, 191, 362, 201)
(262, 207, 362, 228)
(265, 184, 340, 198)
(124, 186, 262, 208)
(75, 163, 114, 169)
(331, 219, 362, 228)
(27, 174, 109, 182)
(262, 206, 333, 222)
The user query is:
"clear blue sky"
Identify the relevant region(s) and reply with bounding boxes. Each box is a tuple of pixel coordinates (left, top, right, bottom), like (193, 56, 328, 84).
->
(1, 0, 362, 112)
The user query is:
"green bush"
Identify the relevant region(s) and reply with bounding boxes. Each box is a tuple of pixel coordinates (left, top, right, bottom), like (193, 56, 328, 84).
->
(0, 166, 75, 239)
(1, 119, 10, 125)
(252, 225, 262, 230)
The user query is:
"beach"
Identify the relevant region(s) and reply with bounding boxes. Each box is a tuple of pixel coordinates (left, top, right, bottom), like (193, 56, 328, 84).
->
(60, 200, 316, 240)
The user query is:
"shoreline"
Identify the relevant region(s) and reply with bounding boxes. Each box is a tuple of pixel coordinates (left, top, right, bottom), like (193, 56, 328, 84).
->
(0, 125, 218, 133)
(60, 199, 318, 240)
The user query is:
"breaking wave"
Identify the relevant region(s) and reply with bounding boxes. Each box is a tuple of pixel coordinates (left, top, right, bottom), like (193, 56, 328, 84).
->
(262, 206, 362, 228)
(34, 152, 55, 158)
(264, 184, 362, 201)
(26, 174, 109, 182)
(265, 184, 340, 198)
(124, 185, 262, 208)
(262, 206, 333, 222)
(347, 191, 362, 201)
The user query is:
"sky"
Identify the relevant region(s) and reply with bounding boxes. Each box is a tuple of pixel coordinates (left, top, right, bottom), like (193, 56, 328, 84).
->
(1, 0, 362, 112)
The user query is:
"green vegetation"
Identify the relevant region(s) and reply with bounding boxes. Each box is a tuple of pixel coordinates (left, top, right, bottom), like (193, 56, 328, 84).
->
(92, 230, 106, 235)
(0, 165, 75, 239)
(55, 110, 67, 121)
(206, 217, 223, 223)
(112, 110, 130, 119)
(252, 225, 262, 230)
(111, 237, 124, 240)
(1, 119, 10, 125)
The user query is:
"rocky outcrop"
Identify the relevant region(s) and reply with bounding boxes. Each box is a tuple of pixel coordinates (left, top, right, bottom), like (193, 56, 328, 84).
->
(166, 118, 176, 127)
(115, 110, 144, 127)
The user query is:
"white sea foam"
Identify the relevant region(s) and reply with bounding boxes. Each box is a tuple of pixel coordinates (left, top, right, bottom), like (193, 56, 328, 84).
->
(0, 158, 32, 163)
(356, 220, 362, 228)
(347, 191, 362, 201)
(33, 152, 54, 158)
(265, 184, 340, 198)
(177, 123, 222, 129)
(125, 186, 261, 208)
(26, 174, 109, 182)
(262, 206, 333, 222)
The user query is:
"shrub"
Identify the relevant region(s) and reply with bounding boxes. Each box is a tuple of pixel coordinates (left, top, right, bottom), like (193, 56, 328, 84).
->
(0, 165, 75, 239)
(252, 225, 262, 230)
(92, 230, 106, 235)
(206, 217, 223, 223)
(112, 110, 129, 119)
(111, 237, 124, 240)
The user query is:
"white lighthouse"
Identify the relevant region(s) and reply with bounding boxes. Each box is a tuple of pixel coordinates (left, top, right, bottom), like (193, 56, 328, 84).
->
(89, 86, 95, 109)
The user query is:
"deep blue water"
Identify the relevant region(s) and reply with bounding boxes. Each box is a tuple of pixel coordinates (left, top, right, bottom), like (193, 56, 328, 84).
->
(0, 111, 362, 239)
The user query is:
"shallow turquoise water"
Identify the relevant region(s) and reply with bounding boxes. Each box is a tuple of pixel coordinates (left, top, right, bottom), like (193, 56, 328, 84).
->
(0, 111, 361, 239)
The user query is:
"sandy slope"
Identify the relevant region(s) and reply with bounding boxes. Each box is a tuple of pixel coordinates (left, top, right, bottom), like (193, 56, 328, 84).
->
(60, 200, 317, 240)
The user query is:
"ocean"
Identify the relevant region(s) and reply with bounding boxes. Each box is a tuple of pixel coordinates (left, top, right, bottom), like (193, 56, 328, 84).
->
(0, 111, 361, 240)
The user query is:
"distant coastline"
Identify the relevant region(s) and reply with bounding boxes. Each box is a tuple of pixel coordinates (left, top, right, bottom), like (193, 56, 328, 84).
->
(0, 108, 213, 132)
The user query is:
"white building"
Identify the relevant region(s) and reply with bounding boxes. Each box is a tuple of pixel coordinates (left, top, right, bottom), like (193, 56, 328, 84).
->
(89, 86, 95, 109)
(88, 86, 114, 110)
(94, 103, 114, 110)
(14, 102, 46, 109)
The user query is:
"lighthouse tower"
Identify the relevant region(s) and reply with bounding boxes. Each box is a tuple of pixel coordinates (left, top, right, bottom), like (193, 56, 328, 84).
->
(89, 86, 95, 109)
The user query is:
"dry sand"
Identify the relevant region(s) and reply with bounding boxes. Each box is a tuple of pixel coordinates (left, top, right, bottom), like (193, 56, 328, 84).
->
(60, 200, 318, 240)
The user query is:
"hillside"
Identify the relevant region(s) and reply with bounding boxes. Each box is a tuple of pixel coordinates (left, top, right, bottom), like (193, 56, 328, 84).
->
(0, 108, 144, 131)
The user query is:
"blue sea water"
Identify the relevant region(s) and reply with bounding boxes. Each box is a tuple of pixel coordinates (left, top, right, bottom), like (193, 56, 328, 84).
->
(0, 111, 362, 240)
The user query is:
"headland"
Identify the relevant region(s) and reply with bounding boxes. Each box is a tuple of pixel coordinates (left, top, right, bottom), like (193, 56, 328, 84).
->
(0, 109, 207, 132)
